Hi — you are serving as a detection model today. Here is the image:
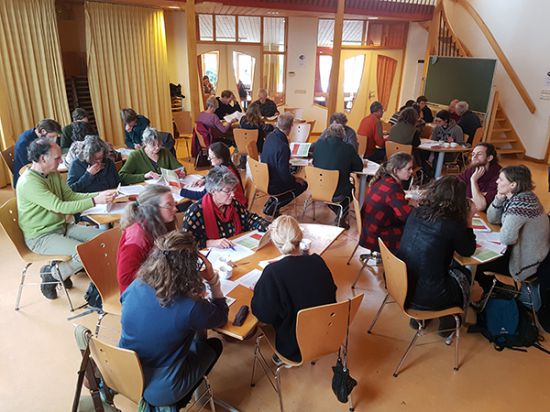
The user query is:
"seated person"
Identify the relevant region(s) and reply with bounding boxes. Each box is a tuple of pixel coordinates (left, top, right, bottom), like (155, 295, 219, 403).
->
(312, 123, 363, 228)
(122, 108, 150, 149)
(181, 142, 247, 206)
(416, 96, 433, 123)
(119, 127, 182, 185)
(60, 108, 95, 150)
(239, 103, 274, 153)
(67, 135, 120, 193)
(13, 118, 62, 188)
(197, 96, 238, 146)
(458, 143, 500, 211)
(389, 107, 421, 147)
(251, 216, 337, 362)
(448, 99, 461, 122)
(455, 101, 481, 144)
(398, 176, 476, 334)
(360, 152, 413, 253)
(119, 231, 227, 408)
(215, 90, 242, 120)
(16, 138, 116, 299)
(431, 110, 464, 143)
(253, 89, 279, 118)
(181, 166, 269, 249)
(261, 112, 308, 215)
(117, 185, 177, 293)
(389, 100, 415, 126)
(476, 165, 550, 293)
(315, 112, 358, 152)
(202, 75, 215, 96)
(357, 101, 386, 162)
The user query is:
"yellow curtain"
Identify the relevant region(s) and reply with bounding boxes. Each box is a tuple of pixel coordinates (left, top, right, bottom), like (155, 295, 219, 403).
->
(0, 0, 70, 188)
(86, 2, 171, 148)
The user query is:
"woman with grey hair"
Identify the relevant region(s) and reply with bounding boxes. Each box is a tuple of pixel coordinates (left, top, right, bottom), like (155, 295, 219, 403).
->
(315, 112, 358, 151)
(182, 165, 268, 248)
(117, 184, 178, 293)
(196, 96, 238, 148)
(119, 127, 182, 184)
(67, 135, 120, 193)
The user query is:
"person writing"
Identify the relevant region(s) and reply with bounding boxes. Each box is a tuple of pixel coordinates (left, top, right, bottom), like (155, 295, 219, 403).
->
(360, 152, 414, 254)
(119, 127, 183, 184)
(458, 143, 500, 211)
(181, 166, 268, 249)
(119, 231, 227, 409)
(117, 185, 177, 293)
(251, 216, 337, 362)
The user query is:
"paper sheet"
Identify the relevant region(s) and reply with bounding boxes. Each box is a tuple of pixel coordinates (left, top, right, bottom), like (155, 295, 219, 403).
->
(289, 142, 311, 157)
(118, 185, 145, 196)
(235, 269, 263, 291)
(205, 279, 237, 306)
(232, 230, 265, 250)
(362, 161, 380, 176)
(115, 148, 135, 157)
(289, 158, 310, 167)
(258, 255, 285, 269)
(205, 244, 255, 266)
(224, 111, 244, 123)
(81, 202, 128, 216)
(472, 217, 492, 232)
(180, 174, 205, 192)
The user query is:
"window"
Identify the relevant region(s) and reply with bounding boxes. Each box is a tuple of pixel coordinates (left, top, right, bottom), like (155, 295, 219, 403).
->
(317, 19, 334, 47)
(316, 19, 407, 48)
(314, 50, 332, 107)
(199, 51, 219, 104)
(366, 22, 383, 47)
(238, 16, 260, 43)
(343, 55, 365, 112)
(263, 53, 285, 105)
(343, 20, 363, 45)
(198, 15, 213, 41)
(215, 15, 236, 42)
(233, 52, 256, 105)
(263, 17, 285, 52)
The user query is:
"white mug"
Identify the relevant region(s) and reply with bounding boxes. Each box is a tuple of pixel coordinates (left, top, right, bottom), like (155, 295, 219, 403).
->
(218, 256, 234, 267)
(299, 238, 312, 254)
(218, 264, 233, 280)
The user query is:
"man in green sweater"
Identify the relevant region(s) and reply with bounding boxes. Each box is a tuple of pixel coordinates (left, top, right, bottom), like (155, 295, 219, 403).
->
(16, 138, 117, 299)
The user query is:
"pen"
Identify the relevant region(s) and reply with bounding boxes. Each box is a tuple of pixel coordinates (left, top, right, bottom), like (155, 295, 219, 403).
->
(199, 249, 211, 272)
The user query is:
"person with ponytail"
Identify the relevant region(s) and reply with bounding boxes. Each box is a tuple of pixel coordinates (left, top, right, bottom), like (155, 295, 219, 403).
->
(120, 231, 227, 408)
(181, 165, 268, 249)
(360, 152, 414, 253)
(251, 216, 336, 362)
(116, 185, 177, 293)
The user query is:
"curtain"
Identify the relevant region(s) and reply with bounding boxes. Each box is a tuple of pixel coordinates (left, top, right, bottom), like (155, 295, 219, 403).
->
(0, 0, 70, 188)
(86, 2, 171, 148)
(376, 55, 398, 111)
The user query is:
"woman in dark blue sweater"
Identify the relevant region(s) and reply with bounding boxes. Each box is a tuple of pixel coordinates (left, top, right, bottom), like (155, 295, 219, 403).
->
(120, 231, 227, 408)
(67, 135, 120, 193)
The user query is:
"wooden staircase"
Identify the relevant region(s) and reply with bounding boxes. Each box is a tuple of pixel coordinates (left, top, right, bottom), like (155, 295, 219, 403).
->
(65, 76, 97, 131)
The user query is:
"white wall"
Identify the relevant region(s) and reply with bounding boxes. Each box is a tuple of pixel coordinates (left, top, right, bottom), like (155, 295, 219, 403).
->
(444, 0, 550, 159)
(399, 22, 428, 105)
(165, 11, 191, 112)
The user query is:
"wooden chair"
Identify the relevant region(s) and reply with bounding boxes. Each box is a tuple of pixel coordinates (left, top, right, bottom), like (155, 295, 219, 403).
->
(288, 121, 312, 143)
(283, 107, 303, 119)
(385, 141, 413, 158)
(173, 111, 193, 160)
(303, 166, 347, 227)
(357, 134, 367, 158)
(369, 239, 463, 377)
(381, 120, 392, 133)
(250, 294, 364, 412)
(89, 336, 216, 411)
(247, 140, 259, 161)
(174, 212, 185, 229)
(1, 145, 15, 187)
(76, 227, 122, 336)
(248, 157, 297, 219)
(0, 198, 74, 310)
(232, 128, 259, 165)
(193, 125, 209, 169)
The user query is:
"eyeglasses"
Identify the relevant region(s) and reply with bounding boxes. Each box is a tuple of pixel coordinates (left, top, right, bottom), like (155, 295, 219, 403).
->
(159, 203, 176, 210)
(219, 188, 235, 195)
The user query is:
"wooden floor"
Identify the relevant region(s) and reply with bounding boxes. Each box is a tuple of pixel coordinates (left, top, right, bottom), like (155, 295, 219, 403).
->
(1, 154, 548, 411)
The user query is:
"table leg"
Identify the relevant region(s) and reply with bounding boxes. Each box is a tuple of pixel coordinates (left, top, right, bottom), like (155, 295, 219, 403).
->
(214, 398, 241, 412)
(435, 152, 445, 179)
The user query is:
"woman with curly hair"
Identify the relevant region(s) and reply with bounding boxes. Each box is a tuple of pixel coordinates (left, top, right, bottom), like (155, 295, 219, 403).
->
(119, 231, 227, 408)
(116, 185, 177, 293)
(398, 176, 477, 334)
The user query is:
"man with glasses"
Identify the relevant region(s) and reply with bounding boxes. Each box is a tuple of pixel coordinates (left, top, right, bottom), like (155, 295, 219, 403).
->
(458, 142, 501, 211)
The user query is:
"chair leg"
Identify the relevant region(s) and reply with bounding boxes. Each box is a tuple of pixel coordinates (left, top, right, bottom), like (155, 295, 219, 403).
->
(250, 334, 262, 387)
(368, 293, 389, 333)
(275, 366, 284, 412)
(95, 312, 106, 337)
(15, 263, 32, 310)
(453, 315, 461, 371)
(203, 376, 216, 412)
(346, 242, 360, 265)
(393, 330, 421, 377)
(349, 392, 354, 412)
(351, 260, 368, 289)
(479, 277, 498, 312)
(525, 283, 543, 331)
(55, 262, 76, 312)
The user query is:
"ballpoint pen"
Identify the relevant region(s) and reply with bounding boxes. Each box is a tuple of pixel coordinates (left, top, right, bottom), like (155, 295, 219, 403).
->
(198, 249, 211, 272)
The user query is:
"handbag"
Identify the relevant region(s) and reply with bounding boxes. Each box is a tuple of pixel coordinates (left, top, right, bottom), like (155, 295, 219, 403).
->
(331, 299, 357, 403)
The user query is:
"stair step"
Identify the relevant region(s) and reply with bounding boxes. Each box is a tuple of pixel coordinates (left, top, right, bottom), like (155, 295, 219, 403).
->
(492, 128, 512, 133)
(495, 117, 506, 122)
(498, 148, 524, 155)
(491, 138, 517, 144)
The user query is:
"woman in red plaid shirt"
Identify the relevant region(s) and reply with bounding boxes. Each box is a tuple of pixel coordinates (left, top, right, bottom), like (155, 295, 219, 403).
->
(360, 152, 414, 253)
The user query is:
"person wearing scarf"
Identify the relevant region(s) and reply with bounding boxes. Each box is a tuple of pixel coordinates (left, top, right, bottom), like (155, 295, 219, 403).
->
(477, 165, 550, 293)
(181, 165, 269, 248)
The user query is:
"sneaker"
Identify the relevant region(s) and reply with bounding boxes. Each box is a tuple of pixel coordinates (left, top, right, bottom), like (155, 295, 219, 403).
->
(40, 265, 58, 300)
(409, 319, 431, 330)
(271, 354, 284, 367)
(62, 277, 73, 289)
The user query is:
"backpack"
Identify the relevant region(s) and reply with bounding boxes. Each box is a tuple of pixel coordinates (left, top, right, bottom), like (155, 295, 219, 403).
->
(84, 282, 103, 310)
(469, 295, 548, 353)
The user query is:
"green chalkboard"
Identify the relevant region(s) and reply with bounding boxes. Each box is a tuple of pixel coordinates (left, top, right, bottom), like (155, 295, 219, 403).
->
(424, 56, 496, 113)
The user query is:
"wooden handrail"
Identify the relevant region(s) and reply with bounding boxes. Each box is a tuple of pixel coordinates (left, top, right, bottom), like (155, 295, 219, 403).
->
(454, 0, 536, 114)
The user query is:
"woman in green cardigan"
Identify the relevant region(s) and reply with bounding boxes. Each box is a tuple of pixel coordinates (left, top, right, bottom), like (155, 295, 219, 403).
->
(120, 127, 183, 184)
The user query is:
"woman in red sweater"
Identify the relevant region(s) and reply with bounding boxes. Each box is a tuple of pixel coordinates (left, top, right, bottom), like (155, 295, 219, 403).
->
(117, 185, 177, 293)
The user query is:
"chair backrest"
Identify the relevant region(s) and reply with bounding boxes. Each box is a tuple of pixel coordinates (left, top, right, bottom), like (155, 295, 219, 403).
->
(305, 120, 316, 142)
(357, 134, 367, 158)
(174, 212, 185, 229)
(378, 238, 408, 311)
(248, 157, 270, 194)
(1, 145, 15, 176)
(471, 127, 484, 147)
(234, 128, 259, 155)
(289, 122, 312, 143)
(295, 294, 364, 363)
(173, 111, 193, 136)
(89, 336, 144, 405)
(304, 166, 339, 203)
(0, 197, 32, 260)
(351, 173, 362, 229)
(76, 227, 122, 315)
(381, 120, 392, 133)
(193, 125, 208, 149)
(247, 140, 259, 161)
(385, 141, 413, 157)
(284, 107, 304, 119)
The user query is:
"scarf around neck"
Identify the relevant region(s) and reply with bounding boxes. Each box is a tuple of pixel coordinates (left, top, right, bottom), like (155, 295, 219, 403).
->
(201, 193, 242, 239)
